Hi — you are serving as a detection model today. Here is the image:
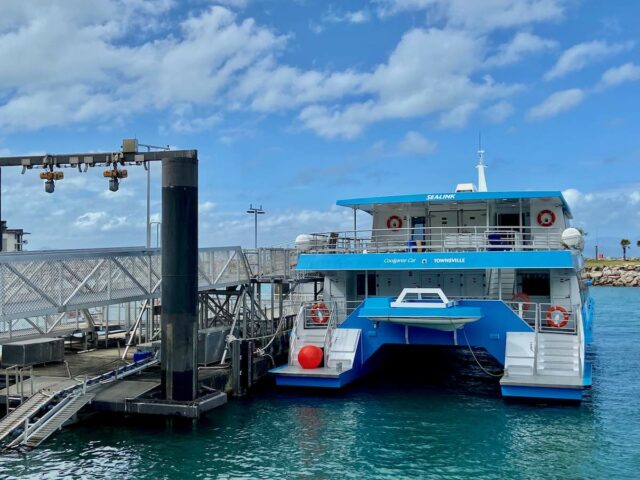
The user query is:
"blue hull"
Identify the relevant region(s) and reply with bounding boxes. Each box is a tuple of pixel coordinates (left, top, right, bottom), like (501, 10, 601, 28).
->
(501, 385, 583, 401)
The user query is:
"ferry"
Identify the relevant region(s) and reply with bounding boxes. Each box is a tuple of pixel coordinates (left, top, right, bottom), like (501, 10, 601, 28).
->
(271, 153, 594, 401)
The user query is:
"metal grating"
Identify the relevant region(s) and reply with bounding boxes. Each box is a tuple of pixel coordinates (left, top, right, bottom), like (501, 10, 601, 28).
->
(0, 247, 251, 341)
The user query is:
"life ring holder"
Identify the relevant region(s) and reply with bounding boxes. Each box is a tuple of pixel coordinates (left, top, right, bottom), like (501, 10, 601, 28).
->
(511, 292, 531, 311)
(537, 209, 556, 227)
(546, 305, 570, 328)
(309, 303, 330, 325)
(386, 215, 403, 231)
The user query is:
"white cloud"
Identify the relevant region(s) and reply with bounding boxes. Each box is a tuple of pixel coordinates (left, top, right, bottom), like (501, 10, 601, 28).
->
(199, 201, 217, 212)
(376, 0, 566, 31)
(527, 88, 584, 120)
(74, 211, 129, 231)
(597, 63, 640, 89)
(297, 28, 520, 138)
(398, 131, 437, 155)
(212, 206, 355, 247)
(487, 32, 557, 66)
(322, 8, 371, 25)
(0, 3, 284, 130)
(563, 186, 640, 245)
(210, 0, 247, 8)
(544, 40, 634, 80)
(483, 101, 514, 123)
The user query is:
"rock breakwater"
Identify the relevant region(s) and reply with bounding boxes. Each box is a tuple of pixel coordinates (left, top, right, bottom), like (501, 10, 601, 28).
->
(584, 264, 640, 287)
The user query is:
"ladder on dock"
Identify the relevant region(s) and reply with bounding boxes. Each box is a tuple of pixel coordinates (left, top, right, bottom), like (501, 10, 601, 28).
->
(0, 390, 53, 444)
(7, 393, 95, 450)
(0, 355, 159, 450)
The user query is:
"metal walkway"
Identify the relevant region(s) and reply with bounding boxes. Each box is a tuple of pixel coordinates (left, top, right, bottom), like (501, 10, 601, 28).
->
(1, 356, 159, 450)
(7, 393, 95, 449)
(0, 246, 251, 343)
(0, 391, 52, 444)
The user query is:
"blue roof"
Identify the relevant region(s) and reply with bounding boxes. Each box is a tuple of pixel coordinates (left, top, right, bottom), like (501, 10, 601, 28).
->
(336, 191, 571, 216)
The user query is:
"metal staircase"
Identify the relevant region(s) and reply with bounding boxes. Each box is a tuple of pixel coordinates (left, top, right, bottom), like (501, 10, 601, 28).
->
(8, 393, 95, 449)
(0, 355, 159, 450)
(0, 391, 53, 444)
(487, 268, 516, 298)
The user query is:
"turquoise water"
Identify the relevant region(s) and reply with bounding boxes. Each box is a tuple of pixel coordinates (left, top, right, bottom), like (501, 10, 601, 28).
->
(1, 287, 639, 479)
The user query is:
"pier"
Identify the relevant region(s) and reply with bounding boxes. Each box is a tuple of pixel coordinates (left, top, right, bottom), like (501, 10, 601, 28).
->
(0, 144, 314, 450)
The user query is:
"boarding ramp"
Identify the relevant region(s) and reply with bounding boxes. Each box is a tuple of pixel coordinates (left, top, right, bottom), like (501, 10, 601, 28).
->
(0, 247, 251, 344)
(1, 356, 158, 450)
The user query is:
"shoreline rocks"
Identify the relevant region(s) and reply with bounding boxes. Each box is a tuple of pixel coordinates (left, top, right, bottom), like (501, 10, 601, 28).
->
(583, 264, 640, 287)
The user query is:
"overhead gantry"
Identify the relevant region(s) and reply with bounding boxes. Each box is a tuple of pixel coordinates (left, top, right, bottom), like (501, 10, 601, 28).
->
(0, 141, 202, 403)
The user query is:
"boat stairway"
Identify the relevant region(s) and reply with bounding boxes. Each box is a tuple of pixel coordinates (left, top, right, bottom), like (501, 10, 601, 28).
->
(271, 302, 361, 387)
(487, 269, 516, 299)
(501, 331, 587, 400)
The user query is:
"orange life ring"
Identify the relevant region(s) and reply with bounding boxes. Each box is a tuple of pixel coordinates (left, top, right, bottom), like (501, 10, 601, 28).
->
(310, 303, 330, 324)
(386, 215, 403, 230)
(511, 292, 531, 310)
(546, 305, 570, 328)
(537, 209, 556, 227)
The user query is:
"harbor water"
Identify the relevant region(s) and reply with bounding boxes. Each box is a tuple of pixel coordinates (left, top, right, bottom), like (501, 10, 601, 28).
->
(1, 287, 638, 479)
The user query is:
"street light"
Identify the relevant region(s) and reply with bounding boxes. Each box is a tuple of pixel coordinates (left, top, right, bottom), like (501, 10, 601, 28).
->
(246, 204, 265, 249)
(150, 221, 162, 248)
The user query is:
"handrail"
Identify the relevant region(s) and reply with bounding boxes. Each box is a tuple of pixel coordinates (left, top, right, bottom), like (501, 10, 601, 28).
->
(322, 303, 338, 366)
(297, 225, 563, 254)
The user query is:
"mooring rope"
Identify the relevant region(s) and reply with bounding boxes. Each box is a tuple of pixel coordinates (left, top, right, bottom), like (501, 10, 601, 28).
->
(461, 327, 504, 378)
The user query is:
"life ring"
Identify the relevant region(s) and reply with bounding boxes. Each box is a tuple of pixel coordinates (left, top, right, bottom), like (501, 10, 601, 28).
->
(546, 305, 569, 328)
(537, 209, 556, 227)
(386, 215, 403, 230)
(511, 292, 531, 310)
(309, 303, 330, 324)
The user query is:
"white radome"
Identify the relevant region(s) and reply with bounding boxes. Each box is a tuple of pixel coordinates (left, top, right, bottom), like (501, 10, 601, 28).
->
(561, 228, 584, 250)
(295, 234, 326, 252)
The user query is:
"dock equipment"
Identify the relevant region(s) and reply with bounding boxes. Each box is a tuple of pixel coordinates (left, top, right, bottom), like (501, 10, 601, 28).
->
(0, 356, 158, 450)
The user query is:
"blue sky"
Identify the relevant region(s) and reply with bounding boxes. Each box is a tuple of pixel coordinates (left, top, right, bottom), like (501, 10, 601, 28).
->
(0, 0, 638, 256)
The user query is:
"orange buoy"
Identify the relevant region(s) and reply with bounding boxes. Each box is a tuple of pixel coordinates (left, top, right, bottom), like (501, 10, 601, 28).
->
(298, 345, 323, 369)
(310, 303, 330, 324)
(546, 305, 570, 328)
(511, 292, 531, 310)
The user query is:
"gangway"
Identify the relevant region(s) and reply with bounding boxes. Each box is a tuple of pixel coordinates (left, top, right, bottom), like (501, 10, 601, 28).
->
(0, 246, 251, 344)
(7, 392, 95, 449)
(0, 355, 159, 450)
(0, 391, 53, 444)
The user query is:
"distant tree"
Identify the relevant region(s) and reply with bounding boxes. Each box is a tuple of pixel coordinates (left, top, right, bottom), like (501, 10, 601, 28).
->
(621, 239, 631, 260)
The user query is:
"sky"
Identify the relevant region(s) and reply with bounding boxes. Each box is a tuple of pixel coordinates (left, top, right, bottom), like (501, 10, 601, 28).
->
(0, 0, 638, 256)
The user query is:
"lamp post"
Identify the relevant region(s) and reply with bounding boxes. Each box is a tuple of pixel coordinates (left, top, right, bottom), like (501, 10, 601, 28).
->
(246, 204, 265, 250)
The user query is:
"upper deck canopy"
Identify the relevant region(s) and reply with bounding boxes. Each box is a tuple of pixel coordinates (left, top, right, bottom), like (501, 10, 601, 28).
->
(336, 191, 572, 218)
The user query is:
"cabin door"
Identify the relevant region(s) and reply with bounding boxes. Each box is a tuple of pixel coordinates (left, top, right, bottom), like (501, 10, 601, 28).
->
(429, 211, 457, 250)
(461, 210, 486, 233)
(550, 270, 572, 307)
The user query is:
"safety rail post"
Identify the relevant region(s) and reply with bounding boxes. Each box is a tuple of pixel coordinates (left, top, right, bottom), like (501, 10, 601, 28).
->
(5, 365, 15, 411)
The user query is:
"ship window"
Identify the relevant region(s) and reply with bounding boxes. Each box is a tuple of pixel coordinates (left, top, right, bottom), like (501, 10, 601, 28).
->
(356, 273, 377, 296)
(521, 273, 550, 296)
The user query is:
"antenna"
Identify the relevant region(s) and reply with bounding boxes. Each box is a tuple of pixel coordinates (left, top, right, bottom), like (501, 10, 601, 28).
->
(476, 133, 488, 192)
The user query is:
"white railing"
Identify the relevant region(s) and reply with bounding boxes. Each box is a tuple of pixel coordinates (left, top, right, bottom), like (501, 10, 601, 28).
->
(288, 301, 336, 364)
(0, 246, 251, 343)
(504, 300, 580, 335)
(298, 226, 563, 254)
(245, 248, 313, 280)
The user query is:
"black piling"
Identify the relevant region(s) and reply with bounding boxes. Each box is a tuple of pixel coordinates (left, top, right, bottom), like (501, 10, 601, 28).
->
(161, 155, 198, 401)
